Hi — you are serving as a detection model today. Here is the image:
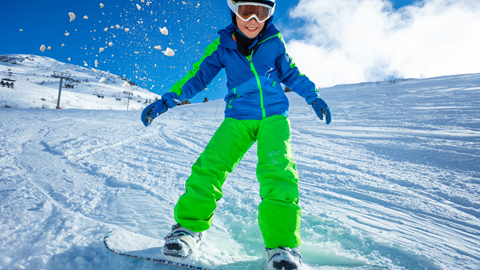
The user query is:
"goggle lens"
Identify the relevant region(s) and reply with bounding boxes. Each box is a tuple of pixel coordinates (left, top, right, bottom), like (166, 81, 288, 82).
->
(237, 4, 272, 22)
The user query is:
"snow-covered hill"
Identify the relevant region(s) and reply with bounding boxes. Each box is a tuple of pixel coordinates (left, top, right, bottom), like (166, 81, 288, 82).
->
(0, 54, 160, 110)
(0, 62, 479, 269)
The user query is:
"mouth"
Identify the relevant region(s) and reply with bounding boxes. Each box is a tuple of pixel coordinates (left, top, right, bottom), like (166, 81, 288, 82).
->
(245, 27, 259, 32)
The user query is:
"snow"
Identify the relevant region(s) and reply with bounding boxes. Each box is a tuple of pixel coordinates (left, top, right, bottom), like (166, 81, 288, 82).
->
(160, 27, 169, 35)
(163, 48, 175, 57)
(1, 54, 480, 269)
(0, 54, 159, 110)
(68, 12, 75, 22)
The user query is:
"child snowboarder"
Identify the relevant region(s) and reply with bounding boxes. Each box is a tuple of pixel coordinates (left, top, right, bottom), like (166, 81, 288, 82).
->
(141, 1, 332, 269)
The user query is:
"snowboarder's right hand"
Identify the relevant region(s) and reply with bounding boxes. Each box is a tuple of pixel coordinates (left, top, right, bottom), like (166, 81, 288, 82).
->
(141, 100, 168, 127)
(141, 92, 181, 127)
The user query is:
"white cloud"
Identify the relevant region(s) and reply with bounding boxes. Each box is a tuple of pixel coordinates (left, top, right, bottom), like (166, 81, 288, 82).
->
(285, 0, 480, 87)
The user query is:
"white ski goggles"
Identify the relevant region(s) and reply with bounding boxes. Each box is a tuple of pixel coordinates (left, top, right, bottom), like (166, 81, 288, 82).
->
(234, 2, 273, 23)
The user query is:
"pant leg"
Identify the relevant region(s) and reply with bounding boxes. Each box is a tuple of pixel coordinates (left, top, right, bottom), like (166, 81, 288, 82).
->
(256, 115, 302, 249)
(174, 117, 256, 232)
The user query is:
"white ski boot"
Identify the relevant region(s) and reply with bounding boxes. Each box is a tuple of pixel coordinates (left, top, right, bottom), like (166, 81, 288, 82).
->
(163, 223, 205, 259)
(266, 247, 303, 270)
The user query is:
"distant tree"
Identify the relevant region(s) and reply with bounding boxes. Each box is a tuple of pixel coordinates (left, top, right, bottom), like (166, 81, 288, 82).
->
(203, 97, 209, 103)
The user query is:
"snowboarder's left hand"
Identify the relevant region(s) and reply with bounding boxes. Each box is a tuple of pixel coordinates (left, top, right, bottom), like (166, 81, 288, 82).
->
(312, 98, 332, 125)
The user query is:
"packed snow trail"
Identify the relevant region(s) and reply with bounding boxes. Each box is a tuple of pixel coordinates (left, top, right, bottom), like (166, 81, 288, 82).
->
(1, 73, 480, 269)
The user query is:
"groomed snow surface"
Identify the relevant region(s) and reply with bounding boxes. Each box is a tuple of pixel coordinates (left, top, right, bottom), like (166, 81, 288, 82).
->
(1, 55, 480, 269)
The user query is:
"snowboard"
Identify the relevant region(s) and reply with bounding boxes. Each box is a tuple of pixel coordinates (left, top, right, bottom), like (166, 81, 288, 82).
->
(103, 230, 211, 270)
(104, 230, 391, 270)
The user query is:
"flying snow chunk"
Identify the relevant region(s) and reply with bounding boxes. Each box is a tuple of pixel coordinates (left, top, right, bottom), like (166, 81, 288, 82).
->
(100, 3, 104, 8)
(160, 27, 168, 35)
(136, 4, 141, 10)
(69, 12, 76, 22)
(68, 58, 71, 61)
(115, 24, 121, 29)
(104, 28, 108, 32)
(108, 42, 113, 47)
(99, 48, 105, 53)
(61, 44, 65, 47)
(92, 68, 97, 73)
(40, 45, 46, 52)
(65, 32, 70, 36)
(99, 77, 106, 83)
(84, 61, 88, 67)
(154, 45, 162, 50)
(95, 60, 99, 67)
(20, 29, 23, 32)
(124, 28, 130, 32)
(146, 2, 150, 6)
(122, 81, 131, 88)
(163, 48, 175, 57)
(47, 46, 51, 51)
(83, 15, 89, 20)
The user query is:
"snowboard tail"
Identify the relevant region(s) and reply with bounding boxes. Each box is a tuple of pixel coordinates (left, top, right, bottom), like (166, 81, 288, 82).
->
(103, 230, 210, 270)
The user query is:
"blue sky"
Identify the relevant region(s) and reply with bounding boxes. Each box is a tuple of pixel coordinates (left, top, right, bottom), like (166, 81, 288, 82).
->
(4, 0, 479, 103)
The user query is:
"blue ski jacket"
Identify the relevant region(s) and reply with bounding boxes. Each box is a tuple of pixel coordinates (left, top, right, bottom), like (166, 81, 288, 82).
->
(169, 22, 320, 120)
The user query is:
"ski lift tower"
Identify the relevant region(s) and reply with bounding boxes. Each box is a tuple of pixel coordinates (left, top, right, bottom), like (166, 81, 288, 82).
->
(1, 67, 17, 83)
(52, 71, 71, 109)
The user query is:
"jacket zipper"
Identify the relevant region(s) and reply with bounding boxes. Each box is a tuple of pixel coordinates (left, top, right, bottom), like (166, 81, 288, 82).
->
(244, 33, 282, 119)
(247, 52, 266, 119)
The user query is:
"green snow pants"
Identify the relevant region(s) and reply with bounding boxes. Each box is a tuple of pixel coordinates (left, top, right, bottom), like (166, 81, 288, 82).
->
(174, 115, 301, 249)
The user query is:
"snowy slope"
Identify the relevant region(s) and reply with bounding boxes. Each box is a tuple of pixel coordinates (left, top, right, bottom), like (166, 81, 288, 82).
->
(0, 54, 160, 110)
(0, 70, 479, 270)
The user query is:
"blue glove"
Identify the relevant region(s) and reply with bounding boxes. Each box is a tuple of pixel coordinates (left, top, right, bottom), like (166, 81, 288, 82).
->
(312, 98, 332, 125)
(141, 100, 168, 127)
(140, 92, 181, 127)
(161, 92, 180, 109)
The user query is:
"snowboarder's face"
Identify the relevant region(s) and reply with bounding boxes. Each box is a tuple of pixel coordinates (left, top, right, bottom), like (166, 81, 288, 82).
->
(236, 15, 265, 39)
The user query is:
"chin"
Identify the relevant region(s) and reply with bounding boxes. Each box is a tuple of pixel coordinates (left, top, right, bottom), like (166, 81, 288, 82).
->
(243, 30, 260, 39)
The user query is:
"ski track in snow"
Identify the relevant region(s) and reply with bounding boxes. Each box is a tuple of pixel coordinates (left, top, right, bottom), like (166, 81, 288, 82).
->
(1, 64, 480, 269)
